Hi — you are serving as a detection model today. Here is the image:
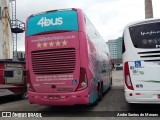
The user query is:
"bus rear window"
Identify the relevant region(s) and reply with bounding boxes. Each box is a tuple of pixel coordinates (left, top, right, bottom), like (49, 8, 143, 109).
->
(27, 10, 78, 36)
(129, 22, 160, 49)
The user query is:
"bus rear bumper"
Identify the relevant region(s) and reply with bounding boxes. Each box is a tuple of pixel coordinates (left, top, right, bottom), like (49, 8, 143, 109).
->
(125, 90, 160, 104)
(28, 89, 90, 106)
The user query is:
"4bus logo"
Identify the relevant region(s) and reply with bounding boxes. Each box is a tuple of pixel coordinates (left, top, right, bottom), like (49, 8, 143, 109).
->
(37, 17, 63, 27)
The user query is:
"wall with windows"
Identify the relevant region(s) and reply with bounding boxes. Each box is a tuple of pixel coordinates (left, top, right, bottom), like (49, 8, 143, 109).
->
(106, 37, 122, 59)
(107, 40, 117, 59)
(117, 37, 122, 59)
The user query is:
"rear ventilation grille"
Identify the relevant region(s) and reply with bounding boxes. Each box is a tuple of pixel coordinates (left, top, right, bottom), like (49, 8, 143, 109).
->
(138, 50, 160, 62)
(31, 48, 76, 74)
(140, 55, 160, 58)
(144, 59, 160, 62)
(138, 51, 160, 54)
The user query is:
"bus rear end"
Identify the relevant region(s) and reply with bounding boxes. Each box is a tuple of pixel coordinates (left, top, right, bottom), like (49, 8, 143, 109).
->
(123, 19, 160, 103)
(26, 9, 90, 105)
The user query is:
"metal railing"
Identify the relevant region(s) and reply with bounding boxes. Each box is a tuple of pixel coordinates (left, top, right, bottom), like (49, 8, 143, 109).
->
(11, 19, 25, 33)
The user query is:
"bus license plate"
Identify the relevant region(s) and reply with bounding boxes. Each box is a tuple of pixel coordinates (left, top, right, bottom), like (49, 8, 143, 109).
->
(49, 96, 59, 100)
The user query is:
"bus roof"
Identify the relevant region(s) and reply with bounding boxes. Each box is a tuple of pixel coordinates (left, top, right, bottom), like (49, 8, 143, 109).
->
(28, 8, 80, 19)
(124, 18, 160, 29)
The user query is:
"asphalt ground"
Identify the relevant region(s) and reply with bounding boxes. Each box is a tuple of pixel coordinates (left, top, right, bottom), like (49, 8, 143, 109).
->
(0, 70, 160, 120)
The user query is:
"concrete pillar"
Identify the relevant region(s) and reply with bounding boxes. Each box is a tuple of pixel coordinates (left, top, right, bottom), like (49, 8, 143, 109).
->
(0, 0, 13, 59)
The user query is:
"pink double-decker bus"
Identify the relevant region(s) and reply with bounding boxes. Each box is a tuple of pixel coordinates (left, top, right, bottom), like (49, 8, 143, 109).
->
(25, 8, 112, 106)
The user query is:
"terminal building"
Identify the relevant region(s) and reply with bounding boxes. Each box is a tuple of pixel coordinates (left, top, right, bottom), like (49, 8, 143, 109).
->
(106, 37, 122, 70)
(106, 37, 122, 59)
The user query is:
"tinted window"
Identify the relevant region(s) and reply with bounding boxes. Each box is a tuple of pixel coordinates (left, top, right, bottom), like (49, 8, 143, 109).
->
(23, 70, 26, 77)
(129, 22, 160, 49)
(4, 71, 14, 77)
(27, 10, 78, 36)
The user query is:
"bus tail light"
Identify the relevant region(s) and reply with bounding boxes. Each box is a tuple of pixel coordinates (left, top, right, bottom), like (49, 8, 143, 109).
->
(26, 70, 35, 92)
(124, 62, 134, 90)
(76, 68, 88, 91)
(27, 84, 35, 92)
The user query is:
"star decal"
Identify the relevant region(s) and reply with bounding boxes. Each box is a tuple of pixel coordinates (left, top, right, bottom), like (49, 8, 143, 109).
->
(36, 40, 69, 48)
(36, 42, 42, 48)
(49, 41, 54, 47)
(62, 40, 68, 46)
(56, 41, 61, 46)
(43, 42, 48, 47)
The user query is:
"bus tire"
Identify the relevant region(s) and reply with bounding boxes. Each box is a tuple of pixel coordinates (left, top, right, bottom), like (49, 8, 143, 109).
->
(98, 83, 103, 101)
(91, 99, 99, 106)
(21, 92, 28, 99)
(110, 77, 112, 85)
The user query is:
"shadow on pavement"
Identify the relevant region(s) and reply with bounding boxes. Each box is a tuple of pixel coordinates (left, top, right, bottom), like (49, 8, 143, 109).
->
(0, 95, 22, 104)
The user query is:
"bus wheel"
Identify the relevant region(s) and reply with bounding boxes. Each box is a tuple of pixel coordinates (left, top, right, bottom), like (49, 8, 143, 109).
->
(91, 99, 99, 106)
(98, 84, 103, 101)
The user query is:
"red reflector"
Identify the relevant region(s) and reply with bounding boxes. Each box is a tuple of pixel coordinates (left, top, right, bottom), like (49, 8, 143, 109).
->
(136, 93, 141, 96)
(129, 93, 133, 96)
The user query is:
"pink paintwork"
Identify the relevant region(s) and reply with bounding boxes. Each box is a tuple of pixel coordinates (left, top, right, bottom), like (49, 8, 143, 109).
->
(26, 8, 111, 106)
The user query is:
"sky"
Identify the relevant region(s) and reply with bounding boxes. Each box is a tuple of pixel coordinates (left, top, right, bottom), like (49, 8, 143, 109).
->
(15, 0, 160, 51)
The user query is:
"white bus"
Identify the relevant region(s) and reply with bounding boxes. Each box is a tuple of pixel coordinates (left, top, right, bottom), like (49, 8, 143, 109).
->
(123, 18, 160, 103)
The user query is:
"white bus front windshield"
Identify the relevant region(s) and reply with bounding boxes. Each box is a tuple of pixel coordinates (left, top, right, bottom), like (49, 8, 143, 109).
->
(129, 22, 160, 49)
